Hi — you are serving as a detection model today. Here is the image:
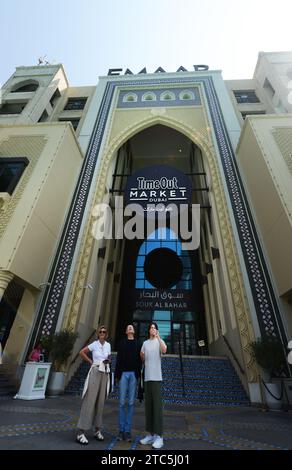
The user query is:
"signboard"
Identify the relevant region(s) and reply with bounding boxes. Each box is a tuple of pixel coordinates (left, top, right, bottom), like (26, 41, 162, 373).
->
(108, 65, 209, 75)
(125, 165, 192, 212)
(132, 288, 193, 312)
(33, 367, 47, 390)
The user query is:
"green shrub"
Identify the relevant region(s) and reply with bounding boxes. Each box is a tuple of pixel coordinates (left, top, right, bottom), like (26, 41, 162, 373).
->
(41, 329, 78, 372)
(250, 336, 286, 378)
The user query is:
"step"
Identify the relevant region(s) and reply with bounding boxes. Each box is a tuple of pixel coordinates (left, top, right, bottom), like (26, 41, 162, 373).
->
(65, 356, 250, 406)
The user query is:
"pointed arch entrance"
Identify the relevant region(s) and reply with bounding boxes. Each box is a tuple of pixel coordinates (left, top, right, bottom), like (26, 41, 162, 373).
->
(106, 124, 221, 354)
(63, 108, 256, 384)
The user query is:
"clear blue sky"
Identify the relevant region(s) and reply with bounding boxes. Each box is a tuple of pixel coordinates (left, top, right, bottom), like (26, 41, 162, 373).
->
(1, 0, 292, 86)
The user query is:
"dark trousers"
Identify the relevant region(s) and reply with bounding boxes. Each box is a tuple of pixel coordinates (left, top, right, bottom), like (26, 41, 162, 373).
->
(144, 381, 163, 436)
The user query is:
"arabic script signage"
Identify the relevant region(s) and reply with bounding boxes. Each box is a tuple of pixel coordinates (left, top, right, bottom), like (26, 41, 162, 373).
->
(132, 289, 193, 312)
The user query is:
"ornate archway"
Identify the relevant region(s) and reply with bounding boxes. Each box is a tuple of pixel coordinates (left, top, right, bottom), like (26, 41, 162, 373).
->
(63, 113, 257, 383)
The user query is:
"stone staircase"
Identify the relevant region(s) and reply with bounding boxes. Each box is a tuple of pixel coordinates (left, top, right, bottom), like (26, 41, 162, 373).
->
(66, 355, 250, 406)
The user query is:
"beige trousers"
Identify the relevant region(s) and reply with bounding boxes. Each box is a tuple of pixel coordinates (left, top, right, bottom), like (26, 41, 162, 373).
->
(77, 368, 108, 431)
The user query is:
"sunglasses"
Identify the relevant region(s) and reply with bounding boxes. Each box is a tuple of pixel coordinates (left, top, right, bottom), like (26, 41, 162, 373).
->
(99, 330, 107, 334)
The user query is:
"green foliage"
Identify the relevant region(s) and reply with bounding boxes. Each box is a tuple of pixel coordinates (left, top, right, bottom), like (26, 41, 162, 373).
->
(250, 336, 286, 378)
(40, 335, 53, 355)
(41, 330, 78, 372)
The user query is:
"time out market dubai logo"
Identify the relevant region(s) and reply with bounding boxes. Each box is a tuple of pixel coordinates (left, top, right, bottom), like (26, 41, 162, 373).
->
(91, 165, 200, 250)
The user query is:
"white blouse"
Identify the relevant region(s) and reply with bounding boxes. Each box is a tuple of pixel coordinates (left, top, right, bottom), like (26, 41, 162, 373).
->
(88, 340, 111, 363)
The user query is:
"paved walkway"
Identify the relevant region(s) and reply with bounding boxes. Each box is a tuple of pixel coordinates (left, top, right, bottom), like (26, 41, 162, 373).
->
(0, 395, 292, 451)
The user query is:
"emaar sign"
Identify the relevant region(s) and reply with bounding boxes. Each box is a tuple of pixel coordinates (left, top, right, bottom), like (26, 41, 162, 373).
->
(108, 65, 209, 75)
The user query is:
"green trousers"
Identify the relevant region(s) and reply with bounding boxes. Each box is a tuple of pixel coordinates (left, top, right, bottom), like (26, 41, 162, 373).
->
(144, 381, 163, 436)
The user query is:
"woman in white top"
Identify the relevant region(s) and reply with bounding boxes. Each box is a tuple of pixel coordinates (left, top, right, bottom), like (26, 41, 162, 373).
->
(76, 325, 111, 445)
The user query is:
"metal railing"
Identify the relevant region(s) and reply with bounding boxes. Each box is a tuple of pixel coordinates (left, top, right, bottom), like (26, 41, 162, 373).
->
(222, 335, 245, 375)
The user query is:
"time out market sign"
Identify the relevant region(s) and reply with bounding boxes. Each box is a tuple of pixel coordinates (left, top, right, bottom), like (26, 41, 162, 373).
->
(125, 165, 192, 212)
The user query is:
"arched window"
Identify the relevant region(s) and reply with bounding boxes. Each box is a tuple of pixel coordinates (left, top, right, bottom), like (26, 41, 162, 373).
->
(160, 91, 175, 101)
(123, 93, 138, 103)
(11, 80, 39, 93)
(136, 228, 192, 290)
(141, 92, 157, 102)
(179, 90, 195, 101)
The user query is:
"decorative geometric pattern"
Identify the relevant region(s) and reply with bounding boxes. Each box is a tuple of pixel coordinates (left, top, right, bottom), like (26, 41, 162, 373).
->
(117, 87, 201, 108)
(67, 355, 250, 407)
(0, 400, 290, 450)
(31, 75, 286, 352)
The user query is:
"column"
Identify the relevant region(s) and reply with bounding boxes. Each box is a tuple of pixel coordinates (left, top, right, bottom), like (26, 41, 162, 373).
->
(0, 271, 14, 303)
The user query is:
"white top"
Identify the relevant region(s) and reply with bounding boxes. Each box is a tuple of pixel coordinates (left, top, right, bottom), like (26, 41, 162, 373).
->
(88, 340, 111, 363)
(141, 338, 162, 382)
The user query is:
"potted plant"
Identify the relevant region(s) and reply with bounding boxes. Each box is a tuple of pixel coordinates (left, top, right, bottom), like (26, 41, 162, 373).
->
(44, 329, 78, 396)
(250, 336, 286, 409)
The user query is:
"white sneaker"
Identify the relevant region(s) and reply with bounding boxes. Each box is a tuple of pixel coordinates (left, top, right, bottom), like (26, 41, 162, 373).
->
(152, 435, 164, 449)
(140, 434, 155, 445)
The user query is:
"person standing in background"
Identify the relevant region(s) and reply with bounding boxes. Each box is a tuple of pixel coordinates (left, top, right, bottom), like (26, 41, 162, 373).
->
(76, 325, 111, 445)
(139, 322, 167, 449)
(115, 324, 142, 442)
(28, 344, 42, 362)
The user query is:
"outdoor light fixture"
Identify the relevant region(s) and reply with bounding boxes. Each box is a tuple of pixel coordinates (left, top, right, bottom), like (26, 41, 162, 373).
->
(38, 282, 51, 289)
(83, 283, 93, 290)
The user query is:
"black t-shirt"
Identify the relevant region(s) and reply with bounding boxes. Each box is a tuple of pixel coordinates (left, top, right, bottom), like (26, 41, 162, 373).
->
(123, 339, 139, 372)
(115, 338, 142, 380)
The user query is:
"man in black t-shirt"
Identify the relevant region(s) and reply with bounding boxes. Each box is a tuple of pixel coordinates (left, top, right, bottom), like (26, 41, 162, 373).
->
(115, 324, 142, 442)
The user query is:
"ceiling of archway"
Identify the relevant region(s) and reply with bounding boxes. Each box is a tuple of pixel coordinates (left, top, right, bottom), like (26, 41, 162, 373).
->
(129, 124, 193, 172)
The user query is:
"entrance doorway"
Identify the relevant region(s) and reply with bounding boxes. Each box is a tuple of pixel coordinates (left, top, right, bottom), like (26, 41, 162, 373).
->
(111, 125, 210, 354)
(133, 320, 197, 355)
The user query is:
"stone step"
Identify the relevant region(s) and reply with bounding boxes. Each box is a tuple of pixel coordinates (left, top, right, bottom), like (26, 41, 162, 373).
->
(65, 356, 249, 406)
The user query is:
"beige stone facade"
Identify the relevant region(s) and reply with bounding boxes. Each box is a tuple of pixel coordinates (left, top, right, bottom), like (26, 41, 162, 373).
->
(0, 123, 83, 366)
(0, 52, 291, 402)
(237, 115, 292, 334)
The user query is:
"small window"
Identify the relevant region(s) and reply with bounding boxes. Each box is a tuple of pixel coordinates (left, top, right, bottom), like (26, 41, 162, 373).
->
(233, 90, 260, 104)
(64, 97, 87, 111)
(123, 93, 138, 103)
(263, 78, 275, 100)
(50, 88, 61, 108)
(160, 91, 175, 101)
(59, 118, 80, 131)
(11, 81, 39, 93)
(0, 158, 29, 194)
(0, 102, 28, 115)
(38, 109, 48, 122)
(142, 92, 156, 102)
(179, 90, 195, 100)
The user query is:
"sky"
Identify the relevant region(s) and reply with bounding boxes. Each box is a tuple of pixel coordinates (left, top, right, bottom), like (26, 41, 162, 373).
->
(1, 0, 292, 87)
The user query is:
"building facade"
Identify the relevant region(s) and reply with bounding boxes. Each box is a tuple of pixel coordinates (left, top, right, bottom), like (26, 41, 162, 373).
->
(0, 52, 292, 403)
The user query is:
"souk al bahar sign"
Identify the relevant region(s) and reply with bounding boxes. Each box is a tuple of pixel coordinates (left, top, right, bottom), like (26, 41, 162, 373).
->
(131, 289, 193, 312)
